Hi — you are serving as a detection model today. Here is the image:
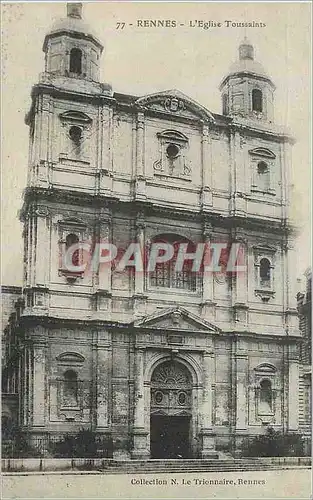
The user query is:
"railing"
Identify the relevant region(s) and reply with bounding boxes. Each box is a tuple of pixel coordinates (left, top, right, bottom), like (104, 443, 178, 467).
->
(2, 433, 113, 459)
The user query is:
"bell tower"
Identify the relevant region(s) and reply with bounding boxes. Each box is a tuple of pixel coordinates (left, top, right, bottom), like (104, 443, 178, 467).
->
(220, 38, 275, 123)
(43, 2, 103, 82)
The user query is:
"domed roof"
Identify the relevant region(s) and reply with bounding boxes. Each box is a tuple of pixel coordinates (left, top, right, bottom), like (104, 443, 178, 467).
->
(220, 38, 273, 87)
(48, 15, 94, 38)
(227, 58, 269, 79)
(43, 3, 103, 51)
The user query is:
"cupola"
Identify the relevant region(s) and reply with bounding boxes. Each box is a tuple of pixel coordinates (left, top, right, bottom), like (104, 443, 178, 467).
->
(220, 38, 276, 123)
(42, 3, 103, 82)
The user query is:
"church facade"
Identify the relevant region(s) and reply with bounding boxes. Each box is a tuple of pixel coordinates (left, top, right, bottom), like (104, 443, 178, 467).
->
(5, 3, 301, 459)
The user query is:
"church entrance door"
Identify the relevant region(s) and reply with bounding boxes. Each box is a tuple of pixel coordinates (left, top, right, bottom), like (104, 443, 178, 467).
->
(150, 360, 192, 459)
(150, 414, 191, 458)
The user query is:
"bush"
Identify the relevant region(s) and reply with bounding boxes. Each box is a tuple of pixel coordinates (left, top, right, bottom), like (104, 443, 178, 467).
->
(50, 429, 112, 458)
(242, 427, 305, 457)
(2, 429, 44, 458)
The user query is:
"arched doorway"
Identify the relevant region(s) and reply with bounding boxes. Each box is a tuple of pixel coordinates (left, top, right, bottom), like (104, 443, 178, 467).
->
(150, 360, 192, 458)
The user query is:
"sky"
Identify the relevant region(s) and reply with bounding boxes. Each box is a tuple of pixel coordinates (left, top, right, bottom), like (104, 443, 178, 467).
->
(1, 2, 311, 287)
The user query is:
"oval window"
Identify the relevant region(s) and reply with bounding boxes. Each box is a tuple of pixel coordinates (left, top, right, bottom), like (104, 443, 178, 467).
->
(178, 392, 187, 405)
(155, 391, 163, 404)
(166, 143, 180, 159)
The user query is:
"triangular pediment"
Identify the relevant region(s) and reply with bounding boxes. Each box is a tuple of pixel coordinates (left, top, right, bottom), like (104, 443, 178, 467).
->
(134, 306, 220, 333)
(135, 90, 215, 123)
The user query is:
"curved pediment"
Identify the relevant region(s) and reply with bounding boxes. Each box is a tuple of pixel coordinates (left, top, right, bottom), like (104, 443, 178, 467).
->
(59, 110, 92, 123)
(56, 352, 85, 363)
(135, 90, 215, 123)
(248, 147, 276, 159)
(58, 217, 87, 228)
(254, 363, 277, 374)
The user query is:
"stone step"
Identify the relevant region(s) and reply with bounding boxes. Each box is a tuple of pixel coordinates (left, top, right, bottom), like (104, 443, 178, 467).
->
(96, 465, 305, 474)
(94, 458, 310, 474)
(3, 457, 310, 473)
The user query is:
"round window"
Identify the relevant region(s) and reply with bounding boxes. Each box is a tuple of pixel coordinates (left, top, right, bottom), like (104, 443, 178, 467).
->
(178, 392, 187, 405)
(155, 391, 163, 404)
(166, 143, 180, 159)
(69, 126, 82, 144)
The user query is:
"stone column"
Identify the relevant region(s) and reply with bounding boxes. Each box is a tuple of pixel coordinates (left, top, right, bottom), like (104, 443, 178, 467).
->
(32, 342, 46, 427)
(230, 127, 247, 217)
(232, 229, 248, 328)
(200, 349, 217, 458)
(281, 141, 291, 221)
(132, 348, 149, 458)
(201, 221, 215, 320)
(133, 215, 147, 317)
(26, 211, 37, 288)
(96, 337, 111, 430)
(287, 344, 299, 431)
(22, 346, 30, 426)
(136, 112, 144, 177)
(99, 106, 113, 194)
(135, 112, 146, 200)
(284, 239, 299, 335)
(35, 207, 50, 292)
(135, 218, 145, 296)
(201, 123, 213, 208)
(235, 352, 248, 431)
(97, 213, 112, 294)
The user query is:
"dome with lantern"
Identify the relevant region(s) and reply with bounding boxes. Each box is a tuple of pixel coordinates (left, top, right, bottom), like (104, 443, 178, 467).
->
(43, 3, 103, 53)
(221, 38, 273, 86)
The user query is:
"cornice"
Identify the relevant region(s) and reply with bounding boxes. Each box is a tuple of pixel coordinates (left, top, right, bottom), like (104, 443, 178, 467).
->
(19, 186, 294, 236)
(17, 314, 301, 345)
(25, 84, 294, 143)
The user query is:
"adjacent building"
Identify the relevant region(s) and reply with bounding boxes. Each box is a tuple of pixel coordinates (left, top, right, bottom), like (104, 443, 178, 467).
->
(297, 269, 312, 450)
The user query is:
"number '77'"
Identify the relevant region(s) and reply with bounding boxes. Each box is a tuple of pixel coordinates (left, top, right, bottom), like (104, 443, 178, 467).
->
(116, 22, 125, 30)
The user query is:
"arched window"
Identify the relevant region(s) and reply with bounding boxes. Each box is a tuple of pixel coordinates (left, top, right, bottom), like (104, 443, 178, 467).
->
(62, 370, 78, 407)
(257, 161, 270, 191)
(69, 48, 82, 74)
(259, 379, 273, 414)
(260, 258, 271, 287)
(252, 89, 263, 112)
(65, 233, 80, 268)
(149, 234, 197, 291)
(222, 94, 229, 115)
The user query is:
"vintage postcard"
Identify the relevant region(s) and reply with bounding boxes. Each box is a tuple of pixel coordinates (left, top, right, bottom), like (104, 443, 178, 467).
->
(1, 1, 312, 499)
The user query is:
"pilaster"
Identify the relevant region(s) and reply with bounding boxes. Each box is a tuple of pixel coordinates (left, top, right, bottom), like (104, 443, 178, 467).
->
(95, 331, 112, 431)
(96, 210, 113, 295)
(231, 228, 248, 328)
(133, 213, 147, 316)
(200, 348, 217, 458)
(134, 111, 146, 201)
(132, 348, 149, 458)
(201, 220, 216, 320)
(32, 341, 47, 428)
(287, 343, 300, 431)
(201, 123, 213, 209)
(230, 127, 247, 217)
(34, 206, 50, 290)
(99, 106, 113, 194)
(234, 340, 248, 431)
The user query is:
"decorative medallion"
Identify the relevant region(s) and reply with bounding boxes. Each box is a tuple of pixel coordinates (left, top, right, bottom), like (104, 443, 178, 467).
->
(164, 98, 185, 113)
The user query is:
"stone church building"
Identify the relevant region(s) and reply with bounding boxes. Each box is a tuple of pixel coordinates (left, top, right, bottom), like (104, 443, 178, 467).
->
(2, 3, 301, 459)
